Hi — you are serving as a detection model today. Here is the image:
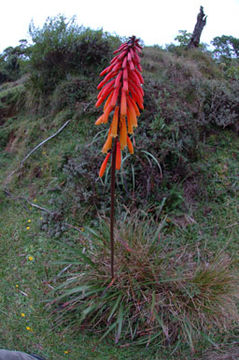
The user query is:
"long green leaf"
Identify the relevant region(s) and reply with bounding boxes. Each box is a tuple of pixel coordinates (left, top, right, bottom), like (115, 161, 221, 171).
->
(115, 302, 124, 343)
(99, 321, 117, 341)
(107, 294, 122, 322)
(141, 150, 163, 177)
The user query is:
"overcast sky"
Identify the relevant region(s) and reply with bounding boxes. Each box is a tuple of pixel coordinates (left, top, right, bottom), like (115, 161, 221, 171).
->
(1, 0, 239, 52)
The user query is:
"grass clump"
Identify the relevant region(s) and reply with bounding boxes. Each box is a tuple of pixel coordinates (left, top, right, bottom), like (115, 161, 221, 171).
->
(52, 218, 239, 350)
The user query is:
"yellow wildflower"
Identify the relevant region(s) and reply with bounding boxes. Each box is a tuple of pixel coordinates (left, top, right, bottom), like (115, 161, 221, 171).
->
(28, 256, 34, 261)
(64, 350, 69, 354)
(27, 219, 31, 223)
(26, 326, 33, 332)
(16, 284, 19, 288)
(26, 226, 30, 230)
(21, 313, 25, 317)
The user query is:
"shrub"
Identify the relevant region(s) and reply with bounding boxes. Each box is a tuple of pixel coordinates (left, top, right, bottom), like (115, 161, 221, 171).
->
(27, 15, 120, 95)
(201, 79, 239, 128)
(0, 40, 29, 84)
(51, 76, 95, 113)
(51, 219, 239, 349)
(0, 84, 26, 121)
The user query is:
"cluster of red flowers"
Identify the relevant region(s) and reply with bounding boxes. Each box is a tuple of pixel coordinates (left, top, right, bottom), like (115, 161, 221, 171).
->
(95, 36, 144, 177)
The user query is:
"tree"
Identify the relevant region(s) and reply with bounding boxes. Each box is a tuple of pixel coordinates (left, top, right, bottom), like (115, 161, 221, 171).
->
(187, 6, 207, 49)
(212, 35, 239, 61)
(175, 30, 192, 47)
(0, 40, 29, 84)
(28, 15, 120, 94)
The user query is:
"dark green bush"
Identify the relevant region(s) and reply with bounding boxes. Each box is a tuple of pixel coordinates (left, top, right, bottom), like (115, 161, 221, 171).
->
(0, 40, 29, 84)
(200, 79, 239, 128)
(27, 15, 120, 95)
(51, 76, 94, 112)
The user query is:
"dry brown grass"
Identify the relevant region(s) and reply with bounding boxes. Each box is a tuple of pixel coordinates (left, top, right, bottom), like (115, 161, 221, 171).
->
(202, 346, 239, 360)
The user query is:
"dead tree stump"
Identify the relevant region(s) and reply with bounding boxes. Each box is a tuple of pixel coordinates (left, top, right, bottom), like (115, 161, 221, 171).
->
(187, 6, 207, 49)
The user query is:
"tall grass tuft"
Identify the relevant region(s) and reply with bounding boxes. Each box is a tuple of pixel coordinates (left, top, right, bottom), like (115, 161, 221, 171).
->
(51, 219, 239, 349)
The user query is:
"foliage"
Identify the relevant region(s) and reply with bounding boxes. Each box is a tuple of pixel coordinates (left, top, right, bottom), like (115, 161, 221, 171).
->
(212, 35, 239, 61)
(27, 15, 120, 95)
(166, 30, 208, 54)
(0, 83, 26, 130)
(52, 219, 239, 349)
(200, 79, 239, 128)
(211, 35, 239, 80)
(51, 76, 95, 113)
(174, 30, 192, 47)
(0, 40, 29, 84)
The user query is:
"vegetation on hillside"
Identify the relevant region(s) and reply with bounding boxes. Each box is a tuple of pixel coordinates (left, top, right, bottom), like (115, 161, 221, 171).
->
(0, 15, 239, 360)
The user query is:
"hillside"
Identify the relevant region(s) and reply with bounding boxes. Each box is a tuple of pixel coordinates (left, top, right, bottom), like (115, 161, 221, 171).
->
(0, 19, 239, 360)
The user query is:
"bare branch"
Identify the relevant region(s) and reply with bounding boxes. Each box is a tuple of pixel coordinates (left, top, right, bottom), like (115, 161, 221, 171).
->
(4, 119, 71, 185)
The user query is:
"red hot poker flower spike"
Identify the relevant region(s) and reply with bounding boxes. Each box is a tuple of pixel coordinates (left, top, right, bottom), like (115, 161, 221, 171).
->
(95, 36, 144, 176)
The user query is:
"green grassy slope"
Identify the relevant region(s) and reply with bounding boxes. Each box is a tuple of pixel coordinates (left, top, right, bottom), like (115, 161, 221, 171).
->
(0, 46, 239, 359)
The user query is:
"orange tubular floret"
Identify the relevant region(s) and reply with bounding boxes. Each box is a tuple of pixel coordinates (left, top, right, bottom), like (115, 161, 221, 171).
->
(111, 106, 119, 138)
(128, 104, 138, 128)
(126, 109, 133, 134)
(127, 136, 134, 154)
(120, 91, 127, 116)
(128, 96, 140, 116)
(120, 116, 127, 150)
(111, 87, 120, 107)
(95, 114, 104, 125)
(103, 92, 114, 112)
(116, 141, 121, 170)
(102, 129, 112, 153)
(99, 152, 111, 177)
(102, 104, 114, 123)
